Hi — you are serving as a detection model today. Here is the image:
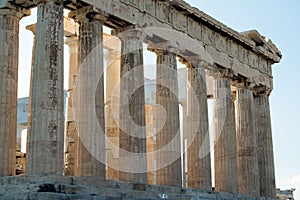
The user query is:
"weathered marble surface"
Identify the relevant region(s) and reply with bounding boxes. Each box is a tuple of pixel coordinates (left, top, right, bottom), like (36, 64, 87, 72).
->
(64, 36, 79, 176)
(118, 30, 147, 183)
(236, 87, 260, 196)
(186, 65, 211, 190)
(155, 49, 182, 187)
(213, 71, 238, 194)
(0, 175, 278, 200)
(27, 1, 64, 175)
(0, 6, 29, 176)
(104, 35, 121, 181)
(69, 7, 106, 177)
(253, 92, 276, 198)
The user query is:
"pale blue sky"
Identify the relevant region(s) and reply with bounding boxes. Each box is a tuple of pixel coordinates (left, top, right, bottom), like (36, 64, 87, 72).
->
(17, 0, 299, 198)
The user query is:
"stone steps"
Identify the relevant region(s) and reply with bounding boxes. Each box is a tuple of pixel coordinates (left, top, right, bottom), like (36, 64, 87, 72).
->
(0, 176, 275, 200)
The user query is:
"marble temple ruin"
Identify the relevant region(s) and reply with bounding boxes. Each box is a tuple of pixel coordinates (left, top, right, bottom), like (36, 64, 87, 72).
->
(0, 0, 282, 199)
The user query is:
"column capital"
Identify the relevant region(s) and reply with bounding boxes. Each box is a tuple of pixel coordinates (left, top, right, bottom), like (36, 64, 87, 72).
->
(210, 68, 234, 79)
(148, 42, 180, 56)
(0, 5, 30, 19)
(253, 86, 272, 97)
(65, 35, 78, 54)
(27, 17, 79, 37)
(235, 83, 255, 90)
(65, 35, 78, 45)
(69, 6, 108, 23)
(183, 56, 213, 70)
(112, 27, 146, 42)
(233, 78, 256, 90)
(26, 24, 36, 35)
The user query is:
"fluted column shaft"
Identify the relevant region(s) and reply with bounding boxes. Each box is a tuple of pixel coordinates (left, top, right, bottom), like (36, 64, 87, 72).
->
(187, 65, 211, 190)
(145, 104, 157, 185)
(64, 36, 79, 176)
(236, 86, 260, 196)
(254, 91, 276, 197)
(0, 6, 29, 176)
(27, 1, 64, 175)
(118, 30, 147, 183)
(25, 24, 36, 175)
(181, 100, 187, 188)
(213, 73, 238, 193)
(155, 50, 182, 187)
(105, 49, 120, 181)
(118, 31, 147, 183)
(69, 9, 106, 177)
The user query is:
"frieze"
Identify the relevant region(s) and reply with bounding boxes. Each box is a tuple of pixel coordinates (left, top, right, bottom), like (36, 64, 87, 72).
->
(227, 40, 239, 59)
(171, 10, 187, 31)
(215, 32, 226, 53)
(258, 56, 268, 74)
(66, 0, 278, 89)
(249, 51, 259, 70)
(155, 1, 172, 24)
(143, 0, 156, 17)
(238, 45, 246, 63)
(187, 17, 202, 40)
(202, 25, 215, 47)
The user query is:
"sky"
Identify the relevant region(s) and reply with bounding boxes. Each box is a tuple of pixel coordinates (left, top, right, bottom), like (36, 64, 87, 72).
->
(17, 0, 300, 199)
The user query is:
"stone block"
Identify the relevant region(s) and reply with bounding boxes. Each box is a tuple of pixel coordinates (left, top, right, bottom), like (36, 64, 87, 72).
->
(0, 175, 278, 199)
(171, 10, 187, 31)
(266, 61, 272, 76)
(120, 0, 143, 10)
(143, 0, 156, 16)
(228, 40, 239, 58)
(133, 183, 146, 191)
(156, 1, 172, 24)
(206, 45, 231, 69)
(238, 45, 247, 63)
(111, 2, 135, 25)
(249, 52, 259, 70)
(28, 193, 68, 200)
(215, 32, 227, 53)
(202, 26, 215, 47)
(258, 57, 268, 74)
(89, 0, 112, 14)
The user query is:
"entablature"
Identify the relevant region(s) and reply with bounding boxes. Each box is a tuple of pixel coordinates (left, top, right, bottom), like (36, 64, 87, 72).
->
(1, 0, 282, 91)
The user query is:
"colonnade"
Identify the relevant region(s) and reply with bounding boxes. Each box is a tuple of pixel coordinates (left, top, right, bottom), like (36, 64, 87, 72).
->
(0, 2, 276, 198)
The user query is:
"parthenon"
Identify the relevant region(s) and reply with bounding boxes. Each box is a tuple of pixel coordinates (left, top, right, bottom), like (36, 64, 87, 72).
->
(0, 0, 282, 199)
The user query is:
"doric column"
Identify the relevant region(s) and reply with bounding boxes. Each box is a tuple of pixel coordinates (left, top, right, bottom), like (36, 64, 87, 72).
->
(154, 48, 182, 187)
(116, 29, 147, 183)
(27, 0, 64, 175)
(25, 24, 36, 176)
(186, 63, 211, 190)
(105, 47, 121, 181)
(181, 100, 187, 188)
(68, 7, 106, 177)
(145, 104, 157, 185)
(64, 35, 79, 176)
(0, 5, 29, 177)
(253, 89, 276, 198)
(235, 85, 260, 196)
(213, 70, 238, 193)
